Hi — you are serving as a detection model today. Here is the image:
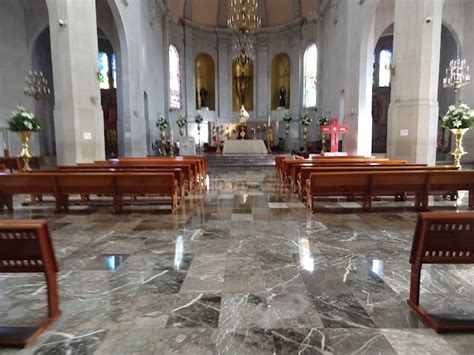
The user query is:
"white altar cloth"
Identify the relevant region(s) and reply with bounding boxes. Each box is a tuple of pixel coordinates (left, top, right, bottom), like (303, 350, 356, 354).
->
(223, 139, 268, 155)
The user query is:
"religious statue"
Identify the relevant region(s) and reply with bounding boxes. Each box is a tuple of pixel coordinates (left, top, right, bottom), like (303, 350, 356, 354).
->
(235, 70, 250, 109)
(199, 86, 208, 108)
(278, 87, 287, 108)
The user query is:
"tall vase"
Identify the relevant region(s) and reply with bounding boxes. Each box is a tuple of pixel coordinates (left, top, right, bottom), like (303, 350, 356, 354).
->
(302, 126, 308, 149)
(450, 128, 469, 168)
(197, 124, 201, 154)
(160, 130, 167, 157)
(285, 122, 290, 152)
(17, 131, 32, 171)
(179, 127, 185, 137)
(321, 134, 327, 153)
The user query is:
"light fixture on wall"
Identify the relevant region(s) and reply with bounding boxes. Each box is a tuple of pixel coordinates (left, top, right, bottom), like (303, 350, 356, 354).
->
(228, 0, 262, 67)
(443, 58, 470, 92)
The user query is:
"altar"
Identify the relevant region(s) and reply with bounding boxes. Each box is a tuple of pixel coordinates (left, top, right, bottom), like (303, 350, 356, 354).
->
(223, 139, 268, 155)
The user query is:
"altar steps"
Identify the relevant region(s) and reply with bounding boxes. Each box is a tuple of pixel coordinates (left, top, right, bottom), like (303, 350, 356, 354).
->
(205, 154, 276, 168)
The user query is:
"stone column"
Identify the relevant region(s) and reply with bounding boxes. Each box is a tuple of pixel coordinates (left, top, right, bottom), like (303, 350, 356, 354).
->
(387, 0, 444, 164)
(46, 0, 105, 165)
(256, 35, 269, 119)
(217, 34, 232, 120)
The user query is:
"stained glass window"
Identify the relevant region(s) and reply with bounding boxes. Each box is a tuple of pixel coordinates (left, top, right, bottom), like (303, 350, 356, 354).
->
(303, 44, 318, 108)
(379, 50, 392, 87)
(112, 54, 117, 89)
(98, 52, 110, 89)
(169, 45, 181, 109)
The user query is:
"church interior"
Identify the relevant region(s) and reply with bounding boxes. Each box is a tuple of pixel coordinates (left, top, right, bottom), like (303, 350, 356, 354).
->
(1, 0, 474, 353)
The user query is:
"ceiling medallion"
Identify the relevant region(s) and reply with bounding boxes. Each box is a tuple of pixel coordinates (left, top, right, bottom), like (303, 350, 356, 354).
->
(228, 0, 262, 67)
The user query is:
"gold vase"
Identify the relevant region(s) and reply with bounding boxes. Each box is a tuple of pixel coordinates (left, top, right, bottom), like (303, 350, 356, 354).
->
(303, 126, 308, 149)
(17, 131, 32, 171)
(450, 128, 469, 168)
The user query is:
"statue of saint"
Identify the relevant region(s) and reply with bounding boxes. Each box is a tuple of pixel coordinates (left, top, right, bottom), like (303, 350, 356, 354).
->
(278, 87, 287, 108)
(199, 86, 208, 108)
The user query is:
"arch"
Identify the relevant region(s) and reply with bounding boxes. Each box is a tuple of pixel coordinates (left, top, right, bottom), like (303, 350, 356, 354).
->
(195, 53, 215, 110)
(31, 27, 55, 157)
(271, 53, 290, 110)
(303, 43, 317, 109)
(169, 44, 182, 110)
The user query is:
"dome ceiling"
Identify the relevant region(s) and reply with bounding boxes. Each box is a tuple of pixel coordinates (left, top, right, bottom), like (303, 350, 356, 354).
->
(168, 0, 320, 28)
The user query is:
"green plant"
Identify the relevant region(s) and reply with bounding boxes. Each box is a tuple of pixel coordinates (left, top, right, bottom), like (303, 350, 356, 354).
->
(282, 112, 292, 122)
(195, 113, 203, 124)
(318, 114, 329, 126)
(177, 115, 187, 128)
(300, 112, 312, 126)
(7, 106, 41, 132)
(442, 104, 474, 129)
(156, 115, 169, 131)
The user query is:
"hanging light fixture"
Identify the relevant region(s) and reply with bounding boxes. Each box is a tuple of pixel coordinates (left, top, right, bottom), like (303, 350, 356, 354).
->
(228, 0, 262, 66)
(443, 58, 471, 92)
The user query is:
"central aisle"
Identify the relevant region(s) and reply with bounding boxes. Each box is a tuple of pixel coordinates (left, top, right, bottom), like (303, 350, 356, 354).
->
(0, 168, 473, 354)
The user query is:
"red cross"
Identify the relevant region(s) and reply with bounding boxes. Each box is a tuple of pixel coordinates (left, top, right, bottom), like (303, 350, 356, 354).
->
(320, 118, 350, 153)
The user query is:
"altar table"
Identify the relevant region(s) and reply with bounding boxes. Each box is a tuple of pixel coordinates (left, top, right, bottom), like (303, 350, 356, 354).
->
(223, 140, 268, 155)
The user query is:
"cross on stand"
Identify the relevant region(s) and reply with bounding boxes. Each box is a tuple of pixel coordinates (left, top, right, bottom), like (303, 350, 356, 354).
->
(320, 118, 350, 153)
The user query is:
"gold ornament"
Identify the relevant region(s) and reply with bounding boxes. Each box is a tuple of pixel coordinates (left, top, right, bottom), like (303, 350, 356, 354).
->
(18, 131, 32, 171)
(450, 128, 469, 168)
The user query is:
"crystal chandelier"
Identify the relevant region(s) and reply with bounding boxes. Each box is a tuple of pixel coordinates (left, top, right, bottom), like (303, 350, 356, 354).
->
(232, 35, 255, 67)
(227, 0, 262, 35)
(24, 70, 50, 101)
(228, 0, 261, 66)
(443, 58, 471, 92)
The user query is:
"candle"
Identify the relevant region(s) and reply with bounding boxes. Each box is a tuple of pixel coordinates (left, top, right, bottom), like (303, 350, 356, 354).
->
(268, 116, 271, 127)
(3, 142, 6, 150)
(171, 131, 174, 143)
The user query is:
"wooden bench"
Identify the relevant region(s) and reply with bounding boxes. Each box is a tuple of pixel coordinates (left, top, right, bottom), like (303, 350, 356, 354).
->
(297, 165, 458, 200)
(306, 170, 474, 212)
(0, 220, 61, 347)
(281, 158, 407, 185)
(0, 172, 178, 213)
(0, 163, 5, 172)
(52, 167, 185, 199)
(0, 158, 40, 172)
(408, 212, 474, 332)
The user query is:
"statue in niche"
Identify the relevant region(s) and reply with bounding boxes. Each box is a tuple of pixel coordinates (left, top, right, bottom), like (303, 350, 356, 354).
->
(235, 70, 250, 109)
(278, 87, 287, 108)
(199, 86, 208, 108)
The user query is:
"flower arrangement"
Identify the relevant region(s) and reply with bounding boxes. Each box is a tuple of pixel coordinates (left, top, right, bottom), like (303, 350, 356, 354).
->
(195, 113, 204, 124)
(177, 115, 187, 129)
(156, 115, 169, 131)
(282, 112, 293, 122)
(177, 115, 187, 136)
(442, 104, 474, 129)
(7, 106, 41, 132)
(300, 112, 312, 127)
(318, 113, 330, 126)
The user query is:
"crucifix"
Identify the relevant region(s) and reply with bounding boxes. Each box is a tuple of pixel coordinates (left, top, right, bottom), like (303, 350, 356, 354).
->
(320, 118, 350, 153)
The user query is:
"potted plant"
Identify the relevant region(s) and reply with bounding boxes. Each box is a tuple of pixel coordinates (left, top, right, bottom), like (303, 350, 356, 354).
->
(318, 113, 330, 152)
(282, 112, 292, 151)
(177, 115, 187, 137)
(156, 115, 169, 156)
(300, 112, 313, 148)
(441, 104, 474, 167)
(7, 106, 41, 171)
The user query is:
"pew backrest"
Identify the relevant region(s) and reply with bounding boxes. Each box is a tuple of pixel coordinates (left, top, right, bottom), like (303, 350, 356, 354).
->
(0, 220, 57, 273)
(410, 212, 474, 264)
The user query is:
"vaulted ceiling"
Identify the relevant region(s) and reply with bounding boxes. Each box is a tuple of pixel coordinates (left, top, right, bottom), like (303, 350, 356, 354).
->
(168, 0, 320, 28)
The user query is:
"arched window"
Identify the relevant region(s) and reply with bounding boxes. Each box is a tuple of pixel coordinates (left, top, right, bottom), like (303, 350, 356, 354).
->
(303, 44, 318, 108)
(378, 49, 392, 87)
(169, 45, 181, 109)
(98, 52, 110, 89)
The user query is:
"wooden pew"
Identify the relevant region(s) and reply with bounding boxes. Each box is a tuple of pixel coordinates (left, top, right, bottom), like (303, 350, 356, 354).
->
(306, 170, 474, 212)
(408, 212, 474, 332)
(74, 162, 195, 191)
(52, 167, 185, 199)
(0, 163, 5, 172)
(0, 172, 178, 213)
(0, 157, 40, 172)
(0, 220, 61, 347)
(297, 165, 458, 200)
(281, 158, 408, 184)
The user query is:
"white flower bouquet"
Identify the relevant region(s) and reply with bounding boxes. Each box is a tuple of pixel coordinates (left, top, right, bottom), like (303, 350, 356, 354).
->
(442, 104, 474, 129)
(7, 106, 41, 132)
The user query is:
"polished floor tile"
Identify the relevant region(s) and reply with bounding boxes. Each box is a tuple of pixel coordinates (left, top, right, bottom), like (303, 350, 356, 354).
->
(0, 167, 473, 354)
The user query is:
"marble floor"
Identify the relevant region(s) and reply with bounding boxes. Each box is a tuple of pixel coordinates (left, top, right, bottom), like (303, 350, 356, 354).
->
(1, 168, 474, 354)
